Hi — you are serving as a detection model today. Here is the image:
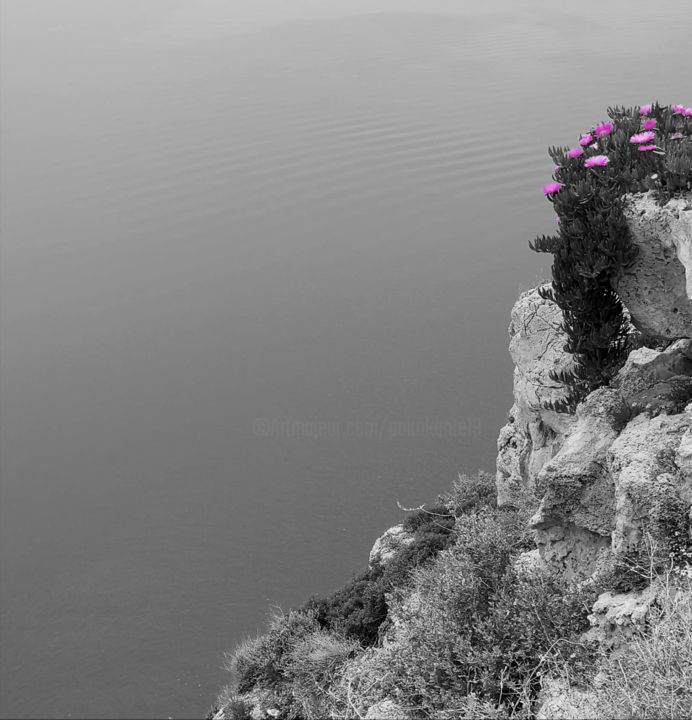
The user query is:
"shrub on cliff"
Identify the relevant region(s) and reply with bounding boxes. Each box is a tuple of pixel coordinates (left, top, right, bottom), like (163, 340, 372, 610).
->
(402, 502, 455, 535)
(303, 520, 455, 645)
(334, 507, 593, 718)
(226, 609, 321, 694)
(284, 629, 360, 718)
(531, 102, 692, 411)
(441, 469, 498, 515)
(217, 473, 558, 718)
(302, 471, 497, 645)
(222, 609, 359, 719)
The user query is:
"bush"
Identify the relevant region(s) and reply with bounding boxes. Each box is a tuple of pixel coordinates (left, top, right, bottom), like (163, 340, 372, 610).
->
(476, 568, 597, 706)
(402, 502, 455, 535)
(333, 505, 593, 718)
(303, 528, 454, 645)
(531, 103, 692, 411)
(440, 471, 498, 515)
(299, 474, 502, 646)
(224, 609, 320, 694)
(216, 472, 571, 719)
(209, 694, 253, 720)
(284, 630, 360, 718)
(607, 482, 692, 592)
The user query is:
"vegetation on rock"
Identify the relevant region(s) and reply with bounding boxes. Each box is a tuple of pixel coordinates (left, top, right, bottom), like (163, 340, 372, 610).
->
(531, 103, 692, 412)
(212, 473, 603, 719)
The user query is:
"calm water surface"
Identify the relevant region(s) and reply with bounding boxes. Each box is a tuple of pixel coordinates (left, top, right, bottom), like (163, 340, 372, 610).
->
(1, 1, 691, 717)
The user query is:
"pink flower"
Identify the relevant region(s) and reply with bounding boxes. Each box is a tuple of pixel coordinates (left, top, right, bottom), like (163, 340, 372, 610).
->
(670, 133, 684, 140)
(685, 108, 692, 117)
(579, 133, 593, 146)
(630, 131, 656, 144)
(542, 181, 563, 195)
(640, 104, 652, 114)
(638, 144, 658, 152)
(566, 147, 584, 158)
(584, 155, 609, 167)
(641, 118, 657, 130)
(672, 104, 685, 113)
(594, 122, 613, 136)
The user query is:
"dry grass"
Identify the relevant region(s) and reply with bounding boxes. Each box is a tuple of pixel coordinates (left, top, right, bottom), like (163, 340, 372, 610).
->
(594, 580, 692, 720)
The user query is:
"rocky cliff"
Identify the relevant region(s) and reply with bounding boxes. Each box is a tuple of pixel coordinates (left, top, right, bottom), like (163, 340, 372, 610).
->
(497, 189, 692, 605)
(212, 190, 692, 720)
(494, 191, 692, 717)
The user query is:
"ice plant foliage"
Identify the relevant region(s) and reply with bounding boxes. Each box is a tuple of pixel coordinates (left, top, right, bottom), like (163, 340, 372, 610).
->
(533, 102, 692, 412)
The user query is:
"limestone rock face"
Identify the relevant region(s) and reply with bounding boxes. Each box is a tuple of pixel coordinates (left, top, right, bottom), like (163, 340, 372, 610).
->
(607, 410, 692, 557)
(496, 286, 575, 507)
(369, 525, 415, 568)
(611, 339, 692, 414)
(500, 283, 692, 580)
(530, 388, 628, 578)
(616, 192, 692, 338)
(528, 362, 692, 578)
(586, 582, 665, 651)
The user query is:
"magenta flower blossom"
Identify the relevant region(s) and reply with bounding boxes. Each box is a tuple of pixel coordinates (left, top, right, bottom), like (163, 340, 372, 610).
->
(638, 144, 658, 152)
(630, 131, 656, 144)
(579, 133, 593, 146)
(639, 104, 652, 115)
(641, 118, 657, 130)
(566, 147, 584, 158)
(685, 108, 692, 116)
(584, 155, 609, 167)
(594, 122, 613, 136)
(670, 133, 684, 140)
(672, 104, 685, 114)
(542, 181, 563, 195)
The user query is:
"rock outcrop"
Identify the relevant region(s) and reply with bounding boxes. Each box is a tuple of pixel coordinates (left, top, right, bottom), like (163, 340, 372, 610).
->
(516, 326, 692, 581)
(496, 286, 575, 508)
(616, 192, 692, 338)
(500, 193, 692, 583)
(530, 387, 628, 578)
(585, 580, 668, 651)
(369, 524, 415, 568)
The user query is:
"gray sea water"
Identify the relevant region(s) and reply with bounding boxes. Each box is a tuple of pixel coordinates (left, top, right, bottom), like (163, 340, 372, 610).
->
(1, 1, 691, 717)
